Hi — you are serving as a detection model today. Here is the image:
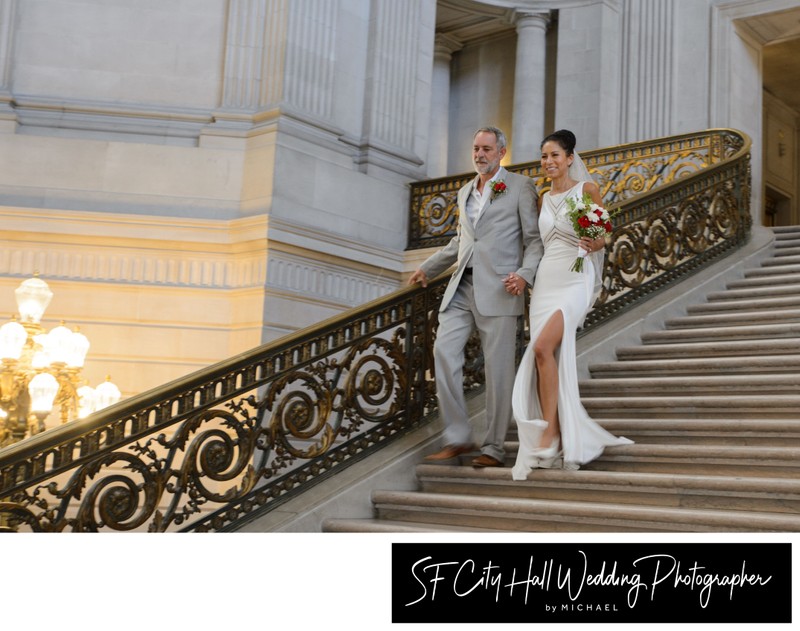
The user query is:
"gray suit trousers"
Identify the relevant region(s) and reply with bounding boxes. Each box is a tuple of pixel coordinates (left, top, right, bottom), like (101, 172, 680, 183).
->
(433, 274, 518, 461)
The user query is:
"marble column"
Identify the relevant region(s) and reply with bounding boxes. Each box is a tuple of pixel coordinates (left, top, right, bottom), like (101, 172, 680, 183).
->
(356, 0, 429, 176)
(427, 33, 462, 177)
(554, 1, 622, 149)
(511, 11, 550, 163)
(620, 0, 675, 142)
(0, 0, 17, 131)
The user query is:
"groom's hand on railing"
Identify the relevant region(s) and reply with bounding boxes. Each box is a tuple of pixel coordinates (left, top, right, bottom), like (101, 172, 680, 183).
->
(408, 269, 429, 287)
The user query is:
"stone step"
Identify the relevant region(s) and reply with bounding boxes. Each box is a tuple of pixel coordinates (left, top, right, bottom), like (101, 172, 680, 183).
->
(452, 441, 800, 476)
(641, 322, 800, 343)
(687, 295, 800, 313)
(584, 443, 800, 477)
(614, 338, 800, 360)
(321, 518, 496, 533)
(582, 394, 800, 419)
(773, 225, 800, 236)
(414, 465, 800, 513)
(774, 238, 800, 249)
(369, 490, 800, 532)
(578, 374, 800, 396)
(705, 284, 800, 302)
(771, 246, 800, 257)
(589, 354, 800, 377)
(594, 418, 800, 446)
(762, 255, 800, 267)
(727, 274, 800, 289)
(665, 308, 800, 328)
(745, 264, 800, 277)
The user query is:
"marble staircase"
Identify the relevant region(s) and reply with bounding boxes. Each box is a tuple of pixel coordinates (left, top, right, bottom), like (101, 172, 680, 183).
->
(322, 226, 800, 533)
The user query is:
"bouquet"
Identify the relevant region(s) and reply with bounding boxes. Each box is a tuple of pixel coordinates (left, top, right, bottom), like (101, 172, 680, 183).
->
(565, 192, 613, 273)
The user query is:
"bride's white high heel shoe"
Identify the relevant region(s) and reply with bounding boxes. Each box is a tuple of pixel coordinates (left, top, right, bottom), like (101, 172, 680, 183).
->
(530, 436, 561, 469)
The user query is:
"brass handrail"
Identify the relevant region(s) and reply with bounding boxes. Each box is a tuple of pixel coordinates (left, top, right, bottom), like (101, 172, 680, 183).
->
(408, 128, 747, 249)
(0, 129, 751, 532)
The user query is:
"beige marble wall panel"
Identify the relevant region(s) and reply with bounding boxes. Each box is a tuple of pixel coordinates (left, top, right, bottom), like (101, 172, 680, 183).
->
(12, 0, 226, 109)
(0, 133, 245, 218)
(271, 138, 411, 252)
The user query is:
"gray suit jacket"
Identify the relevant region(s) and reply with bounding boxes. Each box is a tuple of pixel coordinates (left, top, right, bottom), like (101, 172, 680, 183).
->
(420, 170, 542, 316)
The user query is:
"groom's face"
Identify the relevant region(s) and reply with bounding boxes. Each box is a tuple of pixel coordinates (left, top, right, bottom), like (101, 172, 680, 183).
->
(472, 131, 505, 176)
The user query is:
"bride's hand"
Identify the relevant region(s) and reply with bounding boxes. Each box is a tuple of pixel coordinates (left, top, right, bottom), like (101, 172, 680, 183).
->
(580, 237, 605, 253)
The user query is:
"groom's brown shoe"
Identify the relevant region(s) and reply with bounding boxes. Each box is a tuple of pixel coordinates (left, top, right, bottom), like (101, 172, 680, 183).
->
(471, 454, 504, 467)
(424, 443, 476, 461)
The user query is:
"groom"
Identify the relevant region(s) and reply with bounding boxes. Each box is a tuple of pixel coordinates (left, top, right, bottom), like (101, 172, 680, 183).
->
(408, 126, 542, 467)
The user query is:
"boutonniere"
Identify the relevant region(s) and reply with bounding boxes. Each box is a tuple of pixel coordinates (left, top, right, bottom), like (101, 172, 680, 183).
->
(490, 180, 507, 202)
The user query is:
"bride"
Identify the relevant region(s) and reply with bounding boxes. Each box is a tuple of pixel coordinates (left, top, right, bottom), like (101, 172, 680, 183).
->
(508, 129, 631, 479)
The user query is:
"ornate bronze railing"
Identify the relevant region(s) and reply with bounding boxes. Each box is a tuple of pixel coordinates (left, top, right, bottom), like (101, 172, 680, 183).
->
(0, 129, 751, 532)
(409, 128, 751, 329)
(0, 279, 455, 532)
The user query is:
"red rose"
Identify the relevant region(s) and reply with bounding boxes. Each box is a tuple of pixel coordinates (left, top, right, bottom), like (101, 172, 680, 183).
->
(594, 209, 604, 218)
(578, 216, 592, 228)
(493, 182, 507, 193)
(604, 221, 612, 231)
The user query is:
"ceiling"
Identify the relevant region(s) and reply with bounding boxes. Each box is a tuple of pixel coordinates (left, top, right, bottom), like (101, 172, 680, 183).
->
(435, 0, 515, 44)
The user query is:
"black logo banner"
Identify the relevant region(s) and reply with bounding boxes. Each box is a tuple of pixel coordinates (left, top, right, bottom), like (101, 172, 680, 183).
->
(392, 543, 791, 624)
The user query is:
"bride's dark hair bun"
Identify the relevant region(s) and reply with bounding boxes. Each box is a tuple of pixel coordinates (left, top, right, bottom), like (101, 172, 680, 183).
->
(541, 129, 576, 154)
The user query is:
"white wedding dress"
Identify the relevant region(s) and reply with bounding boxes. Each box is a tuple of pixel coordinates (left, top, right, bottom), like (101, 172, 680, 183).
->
(511, 181, 631, 479)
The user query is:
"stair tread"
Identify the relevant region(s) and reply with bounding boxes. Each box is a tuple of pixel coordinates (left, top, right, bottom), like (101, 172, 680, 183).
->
(590, 354, 800, 375)
(706, 287, 800, 300)
(762, 255, 800, 266)
(668, 307, 800, 323)
(592, 353, 800, 366)
(643, 321, 800, 338)
(493, 441, 800, 459)
(580, 374, 800, 386)
(728, 275, 800, 288)
(595, 418, 800, 430)
(616, 338, 800, 356)
(415, 465, 800, 493)
(687, 296, 800, 312)
(745, 265, 800, 276)
(582, 394, 800, 405)
(371, 490, 800, 529)
(322, 518, 495, 533)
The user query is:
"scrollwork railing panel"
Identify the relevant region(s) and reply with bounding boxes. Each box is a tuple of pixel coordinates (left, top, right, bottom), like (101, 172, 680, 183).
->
(586, 151, 751, 328)
(0, 280, 456, 532)
(408, 129, 745, 250)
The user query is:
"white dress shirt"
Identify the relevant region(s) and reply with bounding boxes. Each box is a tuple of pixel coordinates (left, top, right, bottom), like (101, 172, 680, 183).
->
(465, 166, 508, 226)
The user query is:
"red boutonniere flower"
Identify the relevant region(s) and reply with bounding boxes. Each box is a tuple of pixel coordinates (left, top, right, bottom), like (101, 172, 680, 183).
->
(490, 180, 507, 202)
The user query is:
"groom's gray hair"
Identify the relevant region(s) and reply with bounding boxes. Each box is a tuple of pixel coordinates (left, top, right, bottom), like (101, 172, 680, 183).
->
(474, 126, 507, 150)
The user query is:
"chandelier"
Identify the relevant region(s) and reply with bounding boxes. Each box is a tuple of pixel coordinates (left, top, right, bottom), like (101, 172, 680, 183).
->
(0, 276, 121, 448)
